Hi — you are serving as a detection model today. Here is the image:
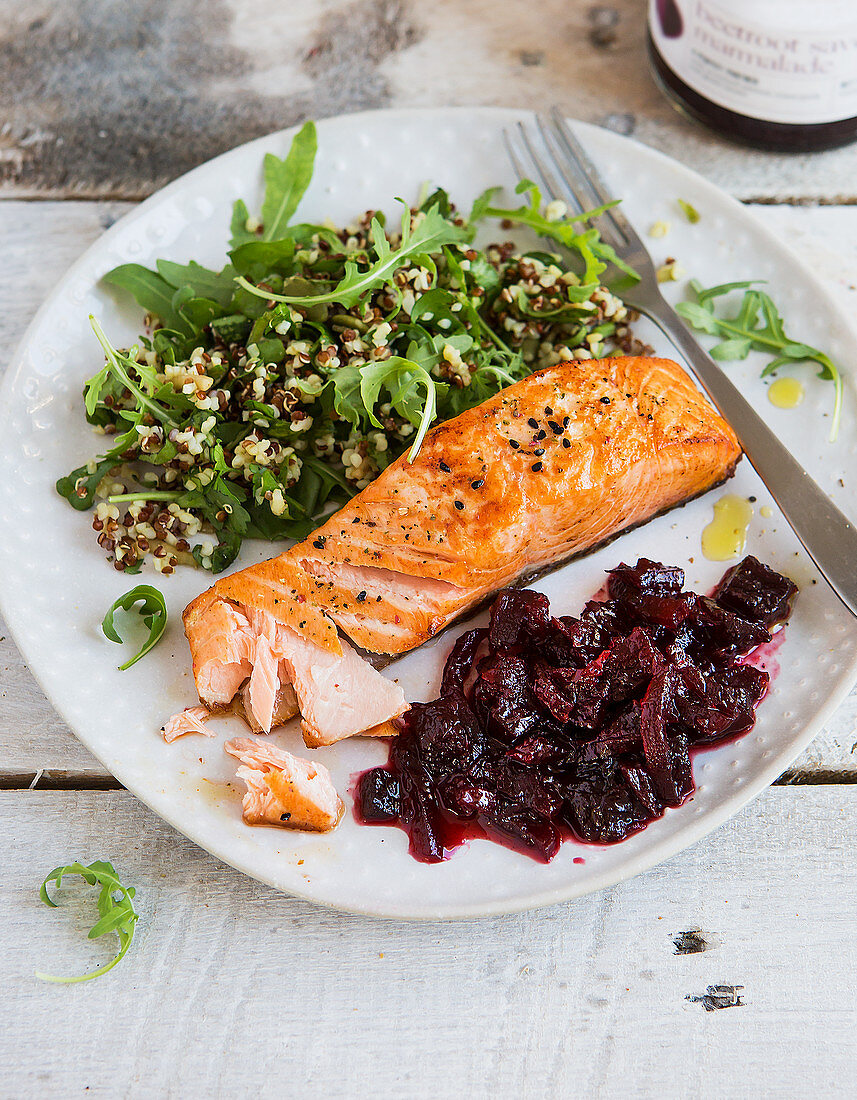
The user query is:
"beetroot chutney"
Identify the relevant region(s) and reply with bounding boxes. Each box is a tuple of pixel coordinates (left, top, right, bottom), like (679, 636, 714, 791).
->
(355, 557, 797, 864)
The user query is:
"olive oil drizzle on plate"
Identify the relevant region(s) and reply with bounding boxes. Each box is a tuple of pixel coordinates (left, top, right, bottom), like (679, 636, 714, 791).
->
(702, 494, 754, 561)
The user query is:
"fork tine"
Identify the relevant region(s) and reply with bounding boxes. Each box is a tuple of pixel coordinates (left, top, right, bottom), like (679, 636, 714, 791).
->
(547, 106, 635, 245)
(533, 115, 597, 218)
(514, 121, 565, 206)
(502, 128, 530, 191)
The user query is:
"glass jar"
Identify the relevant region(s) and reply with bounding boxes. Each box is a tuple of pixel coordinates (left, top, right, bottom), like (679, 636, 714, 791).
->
(647, 0, 857, 152)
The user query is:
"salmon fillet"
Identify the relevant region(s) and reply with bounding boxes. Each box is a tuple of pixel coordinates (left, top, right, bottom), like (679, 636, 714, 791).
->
(184, 357, 740, 743)
(224, 737, 344, 831)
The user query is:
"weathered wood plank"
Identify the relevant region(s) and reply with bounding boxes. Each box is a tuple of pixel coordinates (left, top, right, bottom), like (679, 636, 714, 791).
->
(1, 200, 857, 779)
(1, 0, 856, 202)
(1, 786, 856, 1097)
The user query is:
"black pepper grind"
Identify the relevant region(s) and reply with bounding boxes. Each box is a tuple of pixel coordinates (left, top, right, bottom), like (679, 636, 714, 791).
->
(647, 0, 857, 152)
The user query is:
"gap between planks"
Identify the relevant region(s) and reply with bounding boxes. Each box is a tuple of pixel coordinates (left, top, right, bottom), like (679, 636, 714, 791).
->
(743, 196, 857, 207)
(2, 193, 857, 207)
(0, 769, 855, 792)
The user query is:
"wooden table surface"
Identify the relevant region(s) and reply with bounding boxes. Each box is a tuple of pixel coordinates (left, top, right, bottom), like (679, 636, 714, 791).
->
(2, 2, 857, 1095)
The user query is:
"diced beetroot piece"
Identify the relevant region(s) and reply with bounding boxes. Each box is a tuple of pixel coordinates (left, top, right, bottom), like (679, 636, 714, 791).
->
(479, 803, 562, 863)
(607, 559, 685, 602)
(561, 767, 655, 843)
(595, 703, 642, 756)
(669, 730, 695, 804)
(534, 619, 590, 669)
(506, 733, 566, 767)
(620, 763, 663, 816)
(715, 556, 798, 627)
(406, 790, 447, 862)
(533, 672, 577, 724)
(580, 598, 636, 639)
(631, 593, 698, 630)
(407, 695, 485, 780)
(665, 624, 697, 667)
(676, 664, 769, 744)
(441, 627, 487, 696)
(727, 663, 769, 709)
(472, 653, 540, 741)
(393, 764, 445, 861)
(438, 774, 494, 819)
(475, 651, 531, 697)
(558, 627, 665, 729)
(694, 598, 770, 657)
(489, 588, 551, 650)
(640, 667, 689, 806)
(355, 768, 401, 823)
(470, 757, 564, 818)
(551, 615, 614, 664)
(391, 730, 459, 862)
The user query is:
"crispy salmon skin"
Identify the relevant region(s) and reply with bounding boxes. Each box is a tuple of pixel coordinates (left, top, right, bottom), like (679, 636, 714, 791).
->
(183, 357, 740, 742)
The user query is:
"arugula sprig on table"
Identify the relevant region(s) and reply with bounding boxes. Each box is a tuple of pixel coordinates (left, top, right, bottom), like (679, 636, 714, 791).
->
(36, 860, 139, 984)
(676, 279, 843, 441)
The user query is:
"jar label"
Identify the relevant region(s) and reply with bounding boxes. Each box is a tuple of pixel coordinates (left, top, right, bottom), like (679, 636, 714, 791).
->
(649, 0, 857, 125)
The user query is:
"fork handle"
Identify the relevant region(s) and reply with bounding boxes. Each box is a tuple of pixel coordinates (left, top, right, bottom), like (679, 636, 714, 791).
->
(637, 296, 857, 617)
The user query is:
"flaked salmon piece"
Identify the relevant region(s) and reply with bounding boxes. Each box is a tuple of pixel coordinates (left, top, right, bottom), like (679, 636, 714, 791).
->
(161, 706, 214, 743)
(247, 632, 280, 734)
(185, 598, 407, 741)
(184, 357, 740, 742)
(224, 737, 344, 831)
(233, 680, 299, 734)
(277, 626, 408, 746)
(189, 601, 256, 708)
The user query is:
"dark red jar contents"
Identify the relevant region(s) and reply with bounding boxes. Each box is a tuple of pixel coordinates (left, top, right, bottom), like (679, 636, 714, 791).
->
(354, 556, 797, 864)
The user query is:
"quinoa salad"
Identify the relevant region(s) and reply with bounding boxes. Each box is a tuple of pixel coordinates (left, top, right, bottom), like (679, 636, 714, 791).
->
(58, 121, 647, 575)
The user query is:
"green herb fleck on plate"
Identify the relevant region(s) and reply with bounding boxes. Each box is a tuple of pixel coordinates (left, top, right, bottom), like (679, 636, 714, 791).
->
(102, 585, 167, 669)
(676, 279, 843, 441)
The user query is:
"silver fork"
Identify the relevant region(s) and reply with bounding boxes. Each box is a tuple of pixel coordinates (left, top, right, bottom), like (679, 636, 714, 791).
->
(506, 107, 857, 619)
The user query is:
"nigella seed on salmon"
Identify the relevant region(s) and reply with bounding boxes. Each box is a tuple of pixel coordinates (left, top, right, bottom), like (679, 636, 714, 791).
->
(313, 538, 326, 549)
(600, 396, 611, 404)
(548, 420, 563, 434)
(439, 461, 451, 473)
(509, 439, 520, 449)
(454, 500, 465, 510)
(562, 438, 571, 448)
(532, 461, 543, 472)
(527, 417, 539, 429)
(533, 448, 545, 456)
(471, 479, 484, 489)
(357, 591, 367, 602)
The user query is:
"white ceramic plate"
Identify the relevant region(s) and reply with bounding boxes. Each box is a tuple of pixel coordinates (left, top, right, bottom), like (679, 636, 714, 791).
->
(1, 107, 855, 919)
